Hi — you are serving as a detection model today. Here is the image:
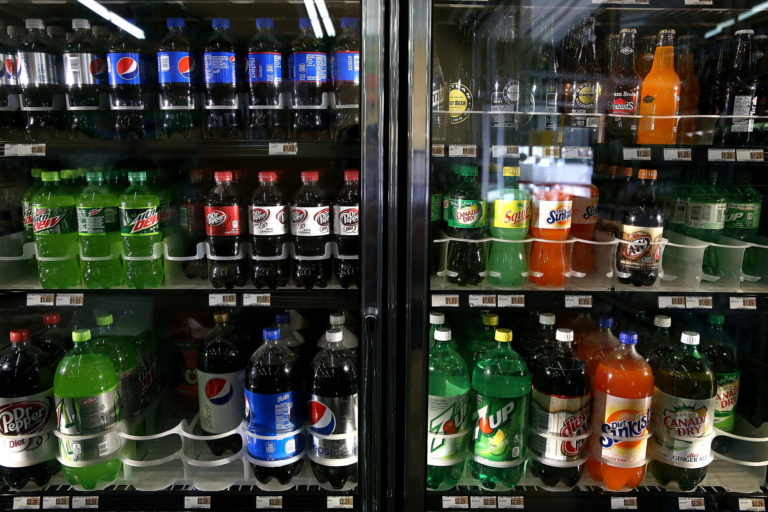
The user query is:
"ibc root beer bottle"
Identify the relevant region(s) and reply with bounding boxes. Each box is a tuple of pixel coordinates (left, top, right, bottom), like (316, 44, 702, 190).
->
(447, 15, 475, 145)
(563, 17, 601, 146)
(603, 29, 641, 144)
(637, 30, 681, 145)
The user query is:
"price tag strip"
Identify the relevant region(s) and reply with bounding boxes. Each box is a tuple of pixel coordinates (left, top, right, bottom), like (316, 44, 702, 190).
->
(449, 145, 477, 157)
(14, 498, 41, 510)
(184, 497, 211, 510)
(611, 497, 638, 510)
(326, 496, 354, 509)
(659, 296, 686, 309)
(27, 293, 55, 306)
(730, 297, 757, 310)
(268, 142, 298, 156)
(565, 295, 592, 308)
(498, 497, 524, 509)
(43, 497, 69, 510)
(737, 149, 764, 162)
(244, 293, 271, 307)
(492, 145, 520, 158)
(468, 294, 497, 307)
(623, 147, 652, 160)
(442, 496, 469, 509)
(56, 293, 83, 306)
(498, 295, 525, 308)
(71, 497, 98, 510)
(563, 146, 592, 159)
(432, 294, 460, 307)
(679, 497, 706, 511)
(686, 296, 713, 309)
(470, 496, 497, 509)
(664, 148, 692, 161)
(4, 143, 46, 157)
(432, 145, 445, 158)
(209, 293, 237, 307)
(739, 498, 766, 512)
(708, 148, 736, 162)
(256, 496, 283, 509)
(541, 146, 560, 158)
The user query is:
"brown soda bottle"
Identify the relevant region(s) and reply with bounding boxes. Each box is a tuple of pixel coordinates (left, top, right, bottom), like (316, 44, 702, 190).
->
(675, 36, 700, 144)
(603, 28, 641, 144)
(701, 35, 733, 115)
(563, 17, 601, 146)
(636, 35, 657, 80)
(714, 29, 757, 147)
(489, 11, 521, 149)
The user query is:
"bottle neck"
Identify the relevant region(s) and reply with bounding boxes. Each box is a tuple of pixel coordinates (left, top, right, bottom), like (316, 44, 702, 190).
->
(496, 341, 512, 351)
(502, 176, 519, 188)
(637, 179, 656, 201)
(734, 36, 753, 74)
(169, 27, 183, 35)
(87, 180, 103, 186)
(299, 26, 314, 36)
(540, 324, 554, 334)
(653, 43, 675, 70)
(433, 339, 452, 351)
(614, 33, 636, 71)
(256, 27, 273, 36)
(598, 325, 611, 334)
(681, 343, 701, 357)
(654, 325, 670, 337)
(341, 26, 356, 35)
(345, 179, 358, 186)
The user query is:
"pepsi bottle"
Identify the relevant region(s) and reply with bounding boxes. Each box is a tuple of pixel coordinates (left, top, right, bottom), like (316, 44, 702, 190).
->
(203, 18, 240, 139)
(205, 171, 247, 289)
(64, 19, 107, 140)
(18, 19, 60, 139)
(247, 18, 286, 140)
(250, 171, 289, 289)
(0, 24, 18, 108)
(291, 18, 328, 139)
(291, 171, 332, 289)
(108, 18, 149, 139)
(331, 18, 360, 140)
(180, 169, 208, 279)
(91, 26, 111, 49)
(334, 169, 360, 288)
(309, 328, 358, 489)
(158, 17, 197, 139)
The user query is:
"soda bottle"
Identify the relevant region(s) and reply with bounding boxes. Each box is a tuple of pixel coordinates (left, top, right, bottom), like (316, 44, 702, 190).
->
(77, 170, 124, 289)
(567, 181, 599, 276)
(0, 329, 60, 489)
(488, 166, 530, 287)
(468, 328, 530, 490)
(249, 171, 289, 288)
(638, 315, 675, 375)
(683, 171, 727, 275)
(529, 180, 572, 287)
(429, 311, 457, 351)
(158, 18, 196, 139)
(274, 311, 309, 377)
(714, 30, 757, 147)
(526, 16, 561, 149)
(245, 327, 305, 485)
(92, 313, 140, 423)
(17, 19, 60, 139)
(637, 30, 681, 144)
(104, 169, 124, 194)
(700, 314, 740, 436)
(489, 13, 521, 148)
(59, 169, 79, 196)
(617, 169, 663, 287)
(635, 35, 656, 80)
(331, 18, 360, 140)
(92, 26, 111, 49)
(32, 171, 80, 289)
(563, 17, 601, 146)
(317, 312, 359, 356)
(576, 315, 619, 390)
(702, 35, 733, 117)
(676, 35, 700, 144)
(723, 174, 762, 275)
(180, 169, 208, 279)
(54, 329, 122, 490)
(0, 23, 18, 108)
(46, 25, 65, 91)
(586, 331, 653, 490)
(290, 18, 328, 140)
(446, 16, 475, 145)
(444, 165, 487, 287)
(21, 168, 44, 245)
(63, 19, 104, 139)
(528, 328, 590, 488)
(648, 332, 716, 491)
(119, 172, 164, 289)
(427, 327, 469, 491)
(431, 49, 446, 143)
(334, 169, 360, 288)
(7, 25, 23, 46)
(32, 312, 72, 366)
(462, 313, 499, 381)
(205, 171, 247, 289)
(247, 18, 285, 140)
(602, 28, 641, 144)
(568, 312, 597, 348)
(309, 328, 359, 489)
(600, 166, 632, 240)
(514, 312, 555, 370)
(291, 171, 332, 289)
(108, 19, 149, 139)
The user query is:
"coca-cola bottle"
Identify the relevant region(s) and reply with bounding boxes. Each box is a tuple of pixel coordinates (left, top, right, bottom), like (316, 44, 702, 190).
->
(205, 171, 247, 289)
(334, 169, 360, 288)
(291, 171, 331, 289)
(180, 169, 208, 279)
(250, 171, 289, 289)
(602, 29, 641, 143)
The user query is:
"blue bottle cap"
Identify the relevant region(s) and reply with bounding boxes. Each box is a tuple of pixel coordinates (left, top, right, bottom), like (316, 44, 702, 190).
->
(619, 331, 638, 345)
(167, 18, 185, 28)
(340, 17, 358, 28)
(212, 18, 230, 29)
(263, 327, 280, 340)
(256, 18, 273, 28)
(597, 315, 613, 328)
(124, 18, 136, 26)
(275, 311, 290, 324)
(299, 18, 312, 28)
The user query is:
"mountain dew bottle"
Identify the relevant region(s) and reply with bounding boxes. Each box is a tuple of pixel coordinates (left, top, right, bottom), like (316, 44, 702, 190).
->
(119, 172, 164, 289)
(77, 172, 124, 289)
(32, 172, 81, 289)
(468, 328, 530, 490)
(488, 166, 531, 287)
(22, 168, 44, 244)
(428, 327, 470, 490)
(93, 314, 140, 422)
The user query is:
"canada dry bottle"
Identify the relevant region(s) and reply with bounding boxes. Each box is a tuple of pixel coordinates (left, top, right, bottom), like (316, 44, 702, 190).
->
(700, 314, 740, 449)
(443, 165, 487, 286)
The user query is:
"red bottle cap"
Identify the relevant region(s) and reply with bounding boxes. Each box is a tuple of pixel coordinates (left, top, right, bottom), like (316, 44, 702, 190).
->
(43, 313, 60, 325)
(301, 171, 319, 182)
(259, 172, 277, 182)
(344, 169, 359, 181)
(231, 170, 242, 181)
(214, 171, 232, 182)
(189, 169, 204, 179)
(10, 329, 29, 342)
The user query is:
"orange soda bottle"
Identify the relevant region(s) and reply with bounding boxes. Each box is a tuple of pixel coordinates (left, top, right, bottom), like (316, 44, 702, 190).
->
(576, 315, 619, 388)
(568, 312, 597, 348)
(637, 29, 681, 144)
(567, 182, 599, 275)
(529, 183, 572, 287)
(587, 331, 654, 490)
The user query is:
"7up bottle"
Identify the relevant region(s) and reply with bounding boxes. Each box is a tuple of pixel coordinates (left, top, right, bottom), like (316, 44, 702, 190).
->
(119, 172, 164, 289)
(428, 327, 470, 491)
(468, 328, 530, 490)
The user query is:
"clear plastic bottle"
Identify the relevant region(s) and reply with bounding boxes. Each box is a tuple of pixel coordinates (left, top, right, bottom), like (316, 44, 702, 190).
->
(317, 312, 358, 356)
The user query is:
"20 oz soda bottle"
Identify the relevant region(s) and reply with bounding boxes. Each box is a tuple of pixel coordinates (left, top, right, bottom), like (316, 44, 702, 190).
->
(205, 171, 247, 289)
(529, 180, 572, 287)
(108, 19, 150, 139)
(22, 168, 44, 245)
(158, 18, 197, 139)
(250, 171, 289, 289)
(291, 18, 327, 139)
(488, 166, 530, 287)
(334, 169, 360, 288)
(617, 169, 663, 287)
(119, 171, 164, 289)
(18, 19, 60, 140)
(331, 18, 360, 140)
(247, 18, 285, 140)
(203, 18, 240, 139)
(444, 165, 487, 287)
(292, 171, 332, 288)
(179, 169, 208, 279)
(0, 24, 18, 108)
(64, 19, 106, 139)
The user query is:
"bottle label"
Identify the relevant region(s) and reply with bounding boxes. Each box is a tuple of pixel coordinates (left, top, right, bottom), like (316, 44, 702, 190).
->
(0, 53, 16, 86)
(618, 225, 663, 273)
(334, 205, 359, 236)
(651, 387, 716, 438)
(76, 206, 119, 236)
(686, 202, 726, 230)
(528, 387, 590, 461)
(116, 368, 140, 421)
(671, 199, 687, 225)
(250, 205, 288, 236)
(532, 200, 572, 229)
(157, 51, 196, 84)
(137, 351, 160, 407)
(107, 52, 145, 85)
(22, 201, 33, 233)
(203, 52, 236, 85)
(545, 92, 559, 129)
(490, 80, 519, 129)
(55, 389, 119, 436)
(725, 203, 761, 229)
(334, 51, 359, 84)
(493, 199, 531, 229)
(32, 206, 77, 235)
(448, 82, 472, 124)
(248, 52, 282, 84)
(291, 52, 327, 84)
(17, 52, 57, 86)
(64, 52, 107, 86)
(430, 194, 442, 223)
(472, 393, 528, 465)
(0, 389, 57, 467)
(647, 433, 712, 468)
(607, 93, 637, 116)
(205, 205, 243, 236)
(428, 393, 469, 465)
(197, 369, 245, 434)
(120, 207, 159, 236)
(59, 432, 120, 463)
(446, 198, 486, 228)
(245, 389, 306, 462)
(715, 371, 740, 432)
(172, 340, 198, 398)
(732, 95, 755, 133)
(180, 202, 205, 232)
(291, 205, 330, 236)
(575, 82, 597, 109)
(158, 202, 176, 230)
(590, 390, 651, 463)
(309, 394, 358, 463)
(573, 197, 599, 225)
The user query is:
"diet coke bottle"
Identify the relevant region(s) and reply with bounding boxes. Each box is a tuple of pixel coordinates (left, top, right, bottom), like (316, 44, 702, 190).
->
(291, 171, 331, 289)
(334, 169, 360, 288)
(205, 171, 247, 289)
(250, 171, 289, 289)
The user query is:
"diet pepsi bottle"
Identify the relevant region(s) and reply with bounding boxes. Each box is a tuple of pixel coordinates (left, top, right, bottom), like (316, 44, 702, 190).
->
(18, 19, 60, 140)
(180, 169, 208, 279)
(45, 25, 65, 92)
(291, 18, 328, 139)
(246, 327, 305, 485)
(158, 18, 196, 139)
(205, 171, 247, 289)
(331, 18, 360, 140)
(250, 171, 289, 289)
(334, 169, 360, 288)
(247, 18, 285, 140)
(203, 18, 239, 139)
(0, 24, 18, 108)
(92, 26, 111, 48)
(108, 18, 149, 139)
(64, 19, 106, 140)
(292, 171, 331, 289)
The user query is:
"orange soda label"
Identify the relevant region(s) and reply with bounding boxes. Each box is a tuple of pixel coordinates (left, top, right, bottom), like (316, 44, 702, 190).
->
(573, 197, 598, 225)
(590, 390, 651, 464)
(533, 200, 572, 229)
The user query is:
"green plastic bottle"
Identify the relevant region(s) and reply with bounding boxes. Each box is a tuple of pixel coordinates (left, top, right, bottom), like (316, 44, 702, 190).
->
(430, 311, 457, 350)
(146, 170, 175, 240)
(60, 170, 80, 197)
(118, 310, 161, 411)
(21, 168, 44, 245)
(104, 170, 124, 195)
(93, 314, 140, 422)
(427, 327, 470, 491)
(723, 174, 762, 275)
(666, 170, 696, 232)
(119, 172, 164, 289)
(54, 329, 122, 490)
(468, 328, 531, 490)
(76, 168, 89, 189)
(444, 165, 488, 286)
(683, 171, 727, 275)
(463, 313, 499, 380)
(488, 166, 531, 287)
(638, 314, 676, 376)
(700, 314, 740, 434)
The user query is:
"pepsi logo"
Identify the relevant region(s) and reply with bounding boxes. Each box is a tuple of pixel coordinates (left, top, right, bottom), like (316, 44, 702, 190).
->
(90, 58, 107, 80)
(291, 208, 308, 224)
(309, 400, 336, 436)
(178, 55, 195, 80)
(252, 208, 269, 223)
(116, 57, 139, 81)
(4, 57, 14, 79)
(314, 208, 330, 227)
(207, 210, 228, 227)
(205, 378, 233, 406)
(229, 55, 236, 63)
(88, 208, 102, 217)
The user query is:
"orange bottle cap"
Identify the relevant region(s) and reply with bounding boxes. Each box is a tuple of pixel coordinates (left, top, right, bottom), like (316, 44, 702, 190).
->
(616, 167, 633, 178)
(638, 169, 657, 180)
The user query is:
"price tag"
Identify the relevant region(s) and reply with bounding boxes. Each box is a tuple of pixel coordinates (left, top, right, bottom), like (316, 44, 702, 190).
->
(498, 497, 524, 509)
(185, 497, 211, 510)
(563, 146, 592, 159)
(432, 294, 460, 307)
(565, 295, 592, 308)
(449, 145, 477, 157)
(432, 145, 445, 158)
(14, 498, 41, 510)
(256, 496, 283, 509)
(685, 0, 712, 4)
(686, 296, 713, 309)
(623, 147, 652, 160)
(469, 295, 496, 307)
(679, 497, 705, 510)
(56, 293, 83, 306)
(739, 498, 766, 511)
(326, 496, 353, 509)
(268, 142, 297, 156)
(492, 145, 520, 158)
(737, 149, 764, 162)
(43, 497, 69, 510)
(244, 293, 271, 307)
(442, 497, 469, 509)
(209, 293, 237, 307)
(4, 143, 46, 157)
(541, 146, 560, 158)
(71, 497, 98, 510)
(498, 295, 525, 308)
(27, 293, 55, 306)
(470, 496, 497, 509)
(664, 148, 692, 161)
(730, 297, 757, 310)
(611, 497, 638, 510)
(708, 149, 735, 162)
(659, 296, 686, 309)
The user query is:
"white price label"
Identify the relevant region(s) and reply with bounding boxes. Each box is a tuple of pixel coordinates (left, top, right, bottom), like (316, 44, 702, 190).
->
(540, 146, 560, 158)
(565, 295, 592, 308)
(56, 293, 83, 306)
(71, 497, 98, 510)
(449, 145, 477, 157)
(268, 142, 298, 156)
(737, 149, 764, 162)
(498, 295, 525, 308)
(623, 147, 652, 160)
(730, 297, 757, 310)
(326, 496, 354, 509)
(432, 294, 460, 307)
(658, 296, 686, 309)
(470, 496, 497, 509)
(498, 497, 524, 509)
(492, 145, 520, 158)
(244, 293, 271, 306)
(612, 497, 638, 510)
(27, 293, 55, 306)
(43, 497, 69, 510)
(563, 146, 592, 159)
(679, 497, 706, 510)
(256, 496, 283, 509)
(469, 295, 496, 307)
(685, 0, 712, 4)
(185, 497, 211, 510)
(4, 144, 46, 157)
(442, 497, 469, 509)
(14, 498, 41, 510)
(209, 293, 237, 307)
(739, 499, 766, 511)
(432, 145, 445, 157)
(708, 148, 735, 162)
(664, 148, 692, 161)
(686, 296, 713, 309)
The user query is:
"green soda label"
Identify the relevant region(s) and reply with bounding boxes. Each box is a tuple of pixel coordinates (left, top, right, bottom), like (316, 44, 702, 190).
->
(715, 371, 740, 432)
(686, 202, 726, 230)
(446, 199, 486, 228)
(120, 207, 160, 236)
(472, 393, 528, 464)
(428, 393, 469, 465)
(77, 206, 119, 235)
(55, 388, 119, 436)
(32, 206, 77, 235)
(725, 203, 761, 229)
(431, 193, 442, 223)
(22, 201, 34, 232)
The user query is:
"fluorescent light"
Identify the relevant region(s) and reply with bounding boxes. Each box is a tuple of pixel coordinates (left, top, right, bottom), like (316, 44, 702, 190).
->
(77, 0, 145, 39)
(303, 0, 324, 38)
(314, 0, 336, 38)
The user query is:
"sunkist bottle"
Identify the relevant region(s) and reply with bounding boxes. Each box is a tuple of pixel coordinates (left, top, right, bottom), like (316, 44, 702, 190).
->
(92, 313, 140, 423)
(637, 30, 681, 144)
(638, 314, 676, 375)
(462, 313, 499, 385)
(567, 179, 599, 276)
(488, 166, 530, 287)
(119, 172, 164, 289)
(444, 165, 487, 287)
(602, 28, 641, 144)
(577, 315, 619, 390)
(617, 169, 663, 287)
(529, 176, 572, 288)
(700, 314, 740, 439)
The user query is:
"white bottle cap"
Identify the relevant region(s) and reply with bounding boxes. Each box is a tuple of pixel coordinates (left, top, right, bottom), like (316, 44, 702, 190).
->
(654, 315, 671, 328)
(26, 19, 45, 30)
(539, 313, 556, 325)
(72, 19, 91, 30)
(681, 331, 700, 345)
(430, 312, 445, 325)
(330, 313, 345, 326)
(326, 328, 343, 343)
(556, 328, 574, 342)
(434, 327, 451, 341)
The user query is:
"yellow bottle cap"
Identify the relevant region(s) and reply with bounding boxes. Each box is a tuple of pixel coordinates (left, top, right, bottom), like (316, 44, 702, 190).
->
(483, 313, 499, 326)
(495, 328, 513, 342)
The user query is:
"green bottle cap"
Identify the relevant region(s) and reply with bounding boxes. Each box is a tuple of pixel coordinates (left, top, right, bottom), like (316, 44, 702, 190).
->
(459, 165, 478, 177)
(96, 314, 113, 326)
(708, 313, 725, 325)
(495, 328, 513, 342)
(61, 169, 76, 179)
(41, 172, 59, 182)
(72, 329, 91, 342)
(93, 166, 106, 173)
(31, 168, 45, 178)
(105, 170, 120, 180)
(128, 171, 146, 182)
(86, 171, 103, 182)
(482, 313, 499, 326)
(77, 168, 89, 177)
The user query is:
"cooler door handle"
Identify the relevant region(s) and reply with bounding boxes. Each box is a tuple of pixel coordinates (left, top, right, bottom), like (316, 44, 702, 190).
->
(364, 309, 378, 350)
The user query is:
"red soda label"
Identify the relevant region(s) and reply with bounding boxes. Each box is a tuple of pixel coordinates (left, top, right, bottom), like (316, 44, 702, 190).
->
(0, 390, 56, 436)
(205, 205, 243, 236)
(180, 202, 205, 232)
